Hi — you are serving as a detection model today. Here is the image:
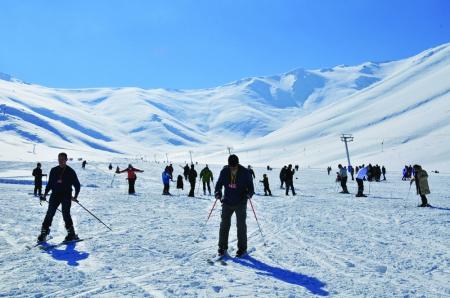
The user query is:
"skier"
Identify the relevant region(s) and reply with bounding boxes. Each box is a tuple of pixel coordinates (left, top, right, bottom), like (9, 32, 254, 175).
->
(259, 174, 272, 196)
(215, 154, 254, 257)
(199, 164, 214, 195)
(32, 162, 47, 196)
(355, 166, 368, 197)
(279, 166, 287, 188)
(348, 165, 354, 181)
(188, 164, 197, 197)
(327, 166, 332, 176)
(115, 166, 120, 174)
(183, 164, 190, 181)
(285, 164, 296, 196)
(176, 174, 184, 190)
(108, 163, 113, 170)
(410, 164, 431, 207)
(167, 163, 174, 181)
(162, 167, 171, 195)
(82, 160, 87, 169)
(247, 165, 256, 180)
(118, 164, 144, 194)
(37, 152, 80, 242)
(382, 166, 386, 180)
(295, 164, 299, 171)
(337, 164, 349, 193)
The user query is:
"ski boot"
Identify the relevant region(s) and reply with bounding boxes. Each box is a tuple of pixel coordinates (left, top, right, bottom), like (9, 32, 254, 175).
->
(235, 248, 247, 258)
(37, 227, 50, 242)
(64, 226, 79, 242)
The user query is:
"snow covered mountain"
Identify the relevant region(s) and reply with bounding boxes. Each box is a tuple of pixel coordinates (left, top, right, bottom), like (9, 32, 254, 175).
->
(1, 43, 449, 169)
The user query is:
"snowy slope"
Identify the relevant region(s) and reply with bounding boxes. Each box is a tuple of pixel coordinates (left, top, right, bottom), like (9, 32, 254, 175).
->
(1, 43, 450, 170)
(0, 160, 449, 296)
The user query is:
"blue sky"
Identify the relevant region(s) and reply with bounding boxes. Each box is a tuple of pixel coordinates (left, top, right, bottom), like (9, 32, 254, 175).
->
(0, 0, 449, 89)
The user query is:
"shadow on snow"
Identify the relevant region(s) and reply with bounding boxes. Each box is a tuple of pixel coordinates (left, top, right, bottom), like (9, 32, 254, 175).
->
(40, 242, 89, 266)
(231, 255, 329, 296)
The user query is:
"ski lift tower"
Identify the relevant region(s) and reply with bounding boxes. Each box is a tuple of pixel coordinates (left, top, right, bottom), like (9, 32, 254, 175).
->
(340, 134, 354, 167)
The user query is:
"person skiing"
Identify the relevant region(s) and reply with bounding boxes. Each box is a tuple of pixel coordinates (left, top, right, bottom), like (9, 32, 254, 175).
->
(355, 166, 368, 197)
(247, 165, 255, 180)
(285, 164, 296, 196)
(259, 174, 272, 196)
(215, 154, 254, 257)
(176, 174, 184, 190)
(108, 163, 113, 171)
(279, 166, 287, 188)
(199, 164, 214, 195)
(118, 164, 144, 194)
(188, 164, 197, 197)
(32, 162, 47, 196)
(162, 167, 171, 195)
(410, 164, 431, 207)
(337, 164, 349, 193)
(37, 152, 80, 242)
(382, 166, 386, 180)
(348, 165, 354, 181)
(327, 166, 332, 176)
(81, 160, 87, 169)
(115, 166, 120, 174)
(295, 164, 299, 171)
(183, 164, 190, 181)
(167, 163, 174, 181)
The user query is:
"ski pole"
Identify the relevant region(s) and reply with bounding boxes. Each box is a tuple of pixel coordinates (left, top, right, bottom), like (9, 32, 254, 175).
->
(110, 173, 116, 188)
(40, 197, 62, 213)
(74, 200, 112, 231)
(248, 197, 268, 246)
(194, 198, 219, 243)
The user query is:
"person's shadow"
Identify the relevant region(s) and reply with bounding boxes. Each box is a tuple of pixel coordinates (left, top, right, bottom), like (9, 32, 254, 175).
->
(41, 242, 89, 266)
(231, 255, 329, 296)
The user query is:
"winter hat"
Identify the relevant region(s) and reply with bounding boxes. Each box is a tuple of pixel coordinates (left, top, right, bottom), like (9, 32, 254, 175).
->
(228, 154, 239, 167)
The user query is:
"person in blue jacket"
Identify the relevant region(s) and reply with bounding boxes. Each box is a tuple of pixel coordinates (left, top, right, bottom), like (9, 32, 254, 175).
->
(214, 154, 254, 257)
(162, 167, 171, 195)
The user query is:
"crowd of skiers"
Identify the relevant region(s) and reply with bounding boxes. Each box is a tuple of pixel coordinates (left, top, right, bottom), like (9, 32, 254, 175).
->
(30, 153, 433, 255)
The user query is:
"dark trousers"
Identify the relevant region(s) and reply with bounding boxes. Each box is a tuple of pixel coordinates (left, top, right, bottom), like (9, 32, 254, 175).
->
(34, 181, 42, 196)
(188, 181, 196, 197)
(340, 176, 348, 192)
(202, 180, 211, 194)
(383, 173, 386, 180)
(356, 178, 364, 195)
(350, 172, 354, 180)
(163, 183, 170, 194)
(285, 180, 296, 195)
(420, 194, 428, 206)
(264, 185, 272, 196)
(280, 178, 284, 188)
(128, 178, 136, 194)
(219, 201, 247, 251)
(42, 194, 73, 230)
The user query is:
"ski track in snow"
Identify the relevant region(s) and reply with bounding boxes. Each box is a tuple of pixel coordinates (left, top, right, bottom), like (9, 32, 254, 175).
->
(0, 161, 449, 297)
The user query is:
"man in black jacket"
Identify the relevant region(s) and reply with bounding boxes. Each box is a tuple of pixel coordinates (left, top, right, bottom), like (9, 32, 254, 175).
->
(32, 162, 47, 196)
(37, 152, 81, 242)
(188, 164, 197, 197)
(215, 154, 254, 257)
(285, 164, 296, 196)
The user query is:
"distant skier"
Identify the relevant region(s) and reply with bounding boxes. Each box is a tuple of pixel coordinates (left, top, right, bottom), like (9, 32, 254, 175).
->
(82, 160, 87, 169)
(32, 162, 47, 196)
(247, 165, 255, 180)
(215, 154, 254, 257)
(37, 152, 80, 242)
(118, 164, 144, 194)
(327, 166, 332, 176)
(382, 166, 386, 180)
(260, 174, 272, 196)
(188, 164, 197, 197)
(199, 164, 214, 195)
(108, 163, 113, 171)
(162, 167, 171, 195)
(115, 166, 120, 174)
(285, 164, 296, 196)
(337, 164, 349, 194)
(279, 166, 287, 188)
(167, 163, 174, 181)
(183, 164, 190, 181)
(355, 166, 368, 197)
(410, 164, 431, 207)
(295, 164, 299, 171)
(176, 175, 184, 190)
(348, 165, 354, 181)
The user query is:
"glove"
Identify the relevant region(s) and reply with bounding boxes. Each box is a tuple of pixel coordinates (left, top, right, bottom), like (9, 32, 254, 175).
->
(72, 196, 79, 203)
(39, 194, 46, 201)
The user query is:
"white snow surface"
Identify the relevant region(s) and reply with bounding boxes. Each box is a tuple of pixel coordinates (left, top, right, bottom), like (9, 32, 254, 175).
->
(1, 43, 450, 170)
(0, 160, 449, 297)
